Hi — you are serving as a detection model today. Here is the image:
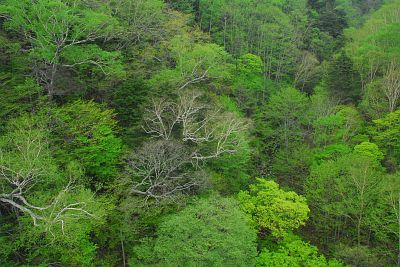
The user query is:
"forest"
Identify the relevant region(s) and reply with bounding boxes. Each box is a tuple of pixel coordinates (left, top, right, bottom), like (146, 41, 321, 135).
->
(0, 0, 399, 266)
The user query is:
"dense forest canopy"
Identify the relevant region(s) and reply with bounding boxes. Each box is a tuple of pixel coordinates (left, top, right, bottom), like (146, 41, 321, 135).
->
(0, 0, 399, 266)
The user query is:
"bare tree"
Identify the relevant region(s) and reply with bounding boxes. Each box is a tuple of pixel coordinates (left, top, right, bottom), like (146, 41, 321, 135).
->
(383, 61, 400, 112)
(294, 51, 319, 91)
(143, 91, 246, 160)
(130, 91, 247, 200)
(178, 63, 213, 90)
(127, 140, 204, 202)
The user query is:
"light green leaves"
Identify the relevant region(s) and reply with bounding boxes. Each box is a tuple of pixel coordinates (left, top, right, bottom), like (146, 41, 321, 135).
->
(373, 109, 400, 161)
(238, 178, 310, 237)
(257, 234, 344, 267)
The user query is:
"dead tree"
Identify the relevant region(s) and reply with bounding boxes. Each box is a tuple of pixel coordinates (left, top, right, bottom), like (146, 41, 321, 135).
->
(294, 51, 319, 91)
(130, 91, 247, 200)
(143, 90, 246, 158)
(126, 140, 204, 202)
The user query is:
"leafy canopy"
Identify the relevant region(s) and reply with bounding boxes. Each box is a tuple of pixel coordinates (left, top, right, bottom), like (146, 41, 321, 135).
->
(238, 178, 310, 237)
(151, 195, 257, 266)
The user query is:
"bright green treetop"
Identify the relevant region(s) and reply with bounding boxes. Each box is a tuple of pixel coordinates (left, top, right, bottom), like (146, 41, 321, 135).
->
(257, 234, 344, 267)
(373, 109, 400, 162)
(238, 178, 310, 237)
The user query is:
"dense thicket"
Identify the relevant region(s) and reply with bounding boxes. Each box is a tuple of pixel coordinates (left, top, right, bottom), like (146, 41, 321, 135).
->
(0, 0, 399, 266)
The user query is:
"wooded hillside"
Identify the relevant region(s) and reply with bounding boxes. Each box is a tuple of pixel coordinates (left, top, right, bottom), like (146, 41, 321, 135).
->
(0, 0, 399, 266)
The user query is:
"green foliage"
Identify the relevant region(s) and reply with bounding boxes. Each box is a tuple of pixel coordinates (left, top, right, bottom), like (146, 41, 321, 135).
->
(372, 109, 400, 163)
(12, 190, 110, 266)
(208, 96, 252, 194)
(235, 53, 264, 90)
(112, 79, 149, 129)
(0, 115, 62, 199)
(326, 51, 361, 102)
(346, 0, 400, 115)
(0, 115, 110, 266)
(166, 0, 197, 14)
(256, 86, 309, 152)
(333, 244, 384, 267)
(147, 196, 257, 266)
(233, 53, 265, 114)
(313, 105, 363, 147)
(271, 143, 313, 189)
(257, 234, 343, 267)
(254, 86, 309, 186)
(305, 150, 386, 246)
(0, 0, 399, 265)
(48, 100, 123, 181)
(354, 142, 384, 162)
(208, 142, 251, 195)
(150, 34, 232, 90)
(238, 178, 310, 237)
(112, 0, 166, 45)
(359, 80, 388, 119)
(198, 0, 305, 80)
(0, 0, 125, 98)
(312, 143, 352, 163)
(0, 0, 118, 60)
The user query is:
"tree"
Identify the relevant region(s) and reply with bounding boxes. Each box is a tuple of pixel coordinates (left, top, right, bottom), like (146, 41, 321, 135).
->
(317, 6, 348, 38)
(0, 116, 95, 227)
(0, 0, 124, 99)
(142, 90, 247, 160)
(345, 0, 400, 97)
(312, 106, 363, 148)
(150, 34, 232, 90)
(233, 53, 265, 115)
(294, 51, 320, 92)
(126, 140, 205, 202)
(0, 35, 39, 130)
(373, 110, 400, 164)
(368, 173, 400, 265)
(198, 0, 305, 81)
(238, 178, 310, 238)
(254, 86, 309, 185)
(166, 0, 198, 14)
(48, 100, 123, 181)
(126, 91, 248, 201)
(149, 196, 257, 266)
(256, 233, 343, 267)
(0, 115, 107, 265)
(305, 146, 385, 246)
(112, 0, 166, 46)
(326, 51, 361, 103)
(333, 244, 384, 267)
(354, 141, 384, 161)
(383, 61, 400, 112)
(359, 80, 388, 119)
(256, 86, 309, 156)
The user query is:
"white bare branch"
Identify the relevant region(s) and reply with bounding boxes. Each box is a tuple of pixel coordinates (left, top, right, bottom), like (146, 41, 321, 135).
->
(131, 91, 247, 201)
(0, 122, 96, 233)
(127, 141, 203, 202)
(383, 60, 400, 112)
